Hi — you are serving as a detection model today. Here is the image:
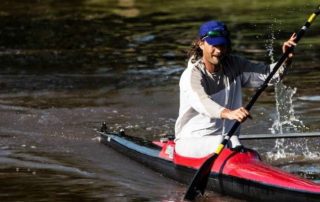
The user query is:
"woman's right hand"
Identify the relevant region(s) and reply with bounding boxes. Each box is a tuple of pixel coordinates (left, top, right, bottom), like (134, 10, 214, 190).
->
(220, 107, 251, 122)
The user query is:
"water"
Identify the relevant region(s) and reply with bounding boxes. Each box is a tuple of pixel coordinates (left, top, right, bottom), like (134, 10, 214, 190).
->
(271, 82, 306, 134)
(1, 0, 320, 201)
(262, 18, 316, 164)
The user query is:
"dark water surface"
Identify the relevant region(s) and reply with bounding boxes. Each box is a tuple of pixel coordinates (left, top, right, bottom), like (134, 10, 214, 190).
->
(1, 0, 320, 201)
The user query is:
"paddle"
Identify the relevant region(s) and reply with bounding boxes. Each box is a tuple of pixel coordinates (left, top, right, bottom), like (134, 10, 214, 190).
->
(184, 5, 320, 201)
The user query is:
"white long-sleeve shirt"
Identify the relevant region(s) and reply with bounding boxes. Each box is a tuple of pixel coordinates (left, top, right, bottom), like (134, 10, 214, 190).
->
(175, 54, 282, 140)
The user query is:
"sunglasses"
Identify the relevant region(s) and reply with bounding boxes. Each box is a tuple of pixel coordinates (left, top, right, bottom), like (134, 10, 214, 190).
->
(201, 30, 229, 39)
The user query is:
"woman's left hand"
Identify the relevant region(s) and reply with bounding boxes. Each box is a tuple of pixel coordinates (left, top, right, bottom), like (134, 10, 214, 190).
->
(282, 33, 297, 58)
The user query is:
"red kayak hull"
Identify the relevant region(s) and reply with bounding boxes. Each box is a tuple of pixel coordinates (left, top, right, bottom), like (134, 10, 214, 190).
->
(155, 140, 320, 194)
(100, 131, 320, 201)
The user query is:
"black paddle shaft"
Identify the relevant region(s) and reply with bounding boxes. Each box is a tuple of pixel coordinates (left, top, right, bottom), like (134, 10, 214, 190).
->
(184, 5, 320, 201)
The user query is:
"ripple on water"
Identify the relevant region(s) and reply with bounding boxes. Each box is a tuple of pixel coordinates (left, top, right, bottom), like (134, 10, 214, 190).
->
(126, 66, 184, 76)
(298, 96, 320, 102)
(280, 163, 320, 182)
(0, 150, 95, 178)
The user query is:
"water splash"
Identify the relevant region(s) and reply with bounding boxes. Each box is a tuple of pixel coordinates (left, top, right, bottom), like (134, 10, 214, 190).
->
(265, 22, 310, 160)
(264, 21, 305, 135)
(265, 24, 276, 63)
(270, 82, 305, 134)
(266, 138, 320, 162)
(267, 82, 315, 161)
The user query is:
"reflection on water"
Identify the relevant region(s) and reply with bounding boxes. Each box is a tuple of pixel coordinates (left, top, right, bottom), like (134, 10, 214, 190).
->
(115, 0, 140, 18)
(1, 0, 320, 201)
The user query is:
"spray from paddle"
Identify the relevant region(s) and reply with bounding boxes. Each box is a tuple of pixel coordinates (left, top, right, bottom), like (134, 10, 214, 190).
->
(265, 20, 306, 134)
(264, 19, 309, 161)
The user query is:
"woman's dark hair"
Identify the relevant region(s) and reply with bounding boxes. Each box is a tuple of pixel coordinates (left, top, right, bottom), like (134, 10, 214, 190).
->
(187, 38, 203, 63)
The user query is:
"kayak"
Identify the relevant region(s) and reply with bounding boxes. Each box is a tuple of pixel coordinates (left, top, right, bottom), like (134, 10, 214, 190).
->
(98, 124, 320, 201)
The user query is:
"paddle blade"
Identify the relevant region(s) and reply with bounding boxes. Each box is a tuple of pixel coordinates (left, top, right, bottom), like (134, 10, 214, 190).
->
(184, 154, 218, 200)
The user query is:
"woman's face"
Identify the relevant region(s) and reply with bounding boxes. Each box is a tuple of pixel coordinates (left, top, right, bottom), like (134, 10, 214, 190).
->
(200, 40, 227, 67)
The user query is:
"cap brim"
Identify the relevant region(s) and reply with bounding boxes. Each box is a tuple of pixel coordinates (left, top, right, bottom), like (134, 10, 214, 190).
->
(204, 37, 229, 46)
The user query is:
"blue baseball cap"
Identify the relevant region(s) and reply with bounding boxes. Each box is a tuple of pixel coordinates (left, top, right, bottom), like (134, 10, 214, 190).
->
(199, 20, 230, 46)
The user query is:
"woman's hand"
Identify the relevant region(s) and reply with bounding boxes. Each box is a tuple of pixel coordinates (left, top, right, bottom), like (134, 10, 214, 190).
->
(220, 107, 251, 122)
(282, 33, 297, 58)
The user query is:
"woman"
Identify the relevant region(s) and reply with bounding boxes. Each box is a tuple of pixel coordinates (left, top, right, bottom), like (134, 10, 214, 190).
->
(174, 20, 296, 158)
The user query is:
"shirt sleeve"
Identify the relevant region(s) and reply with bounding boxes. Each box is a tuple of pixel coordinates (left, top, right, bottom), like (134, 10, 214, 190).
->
(181, 65, 225, 119)
(237, 56, 285, 88)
